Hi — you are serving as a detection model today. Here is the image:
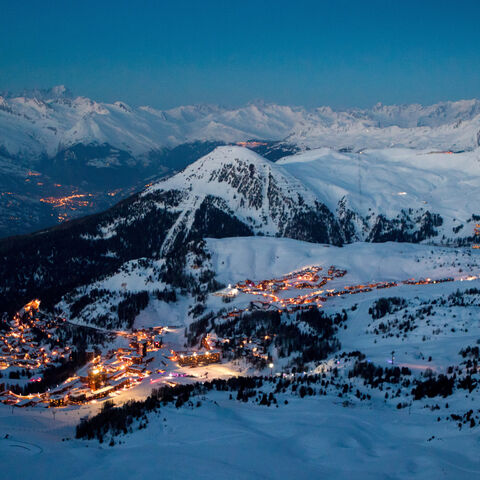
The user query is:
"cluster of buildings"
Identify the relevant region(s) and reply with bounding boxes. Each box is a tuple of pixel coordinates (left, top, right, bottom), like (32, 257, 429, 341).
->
(0, 300, 72, 374)
(402, 277, 454, 286)
(230, 336, 270, 361)
(0, 315, 169, 407)
(213, 285, 239, 299)
(44, 327, 169, 407)
(236, 266, 327, 295)
(202, 332, 271, 365)
(213, 265, 464, 338)
(170, 333, 222, 367)
(216, 266, 349, 317)
(170, 350, 221, 367)
(323, 277, 454, 298)
(39, 193, 92, 209)
(0, 307, 227, 408)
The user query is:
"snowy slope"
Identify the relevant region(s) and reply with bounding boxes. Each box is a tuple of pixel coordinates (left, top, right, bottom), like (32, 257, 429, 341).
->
(2, 393, 480, 480)
(206, 237, 480, 287)
(278, 147, 480, 243)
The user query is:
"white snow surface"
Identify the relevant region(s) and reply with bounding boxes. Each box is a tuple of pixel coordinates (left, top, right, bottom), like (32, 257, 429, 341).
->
(2, 394, 480, 480)
(206, 237, 478, 287)
(277, 147, 480, 221)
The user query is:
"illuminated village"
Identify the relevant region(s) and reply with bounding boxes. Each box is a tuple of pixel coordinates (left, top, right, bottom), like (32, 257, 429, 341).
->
(0, 300, 71, 375)
(0, 299, 221, 408)
(1, 254, 478, 409)
(214, 265, 459, 319)
(200, 263, 475, 365)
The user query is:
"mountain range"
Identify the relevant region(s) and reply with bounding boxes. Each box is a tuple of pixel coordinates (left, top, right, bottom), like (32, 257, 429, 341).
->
(2, 86, 480, 160)
(1, 87, 480, 238)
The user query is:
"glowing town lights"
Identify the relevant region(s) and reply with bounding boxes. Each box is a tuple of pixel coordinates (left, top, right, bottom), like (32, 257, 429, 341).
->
(40, 193, 93, 209)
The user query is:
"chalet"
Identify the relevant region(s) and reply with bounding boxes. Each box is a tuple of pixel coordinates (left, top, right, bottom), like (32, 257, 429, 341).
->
(89, 385, 114, 400)
(15, 398, 39, 408)
(173, 350, 221, 367)
(49, 395, 66, 407)
(127, 365, 145, 375)
(69, 390, 89, 403)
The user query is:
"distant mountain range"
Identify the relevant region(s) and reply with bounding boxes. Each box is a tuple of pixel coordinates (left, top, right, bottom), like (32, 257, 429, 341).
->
(2, 86, 480, 159)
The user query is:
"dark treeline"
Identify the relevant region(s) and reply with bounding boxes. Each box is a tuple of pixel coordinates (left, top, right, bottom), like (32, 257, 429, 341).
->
(460, 344, 480, 360)
(366, 210, 443, 243)
(369, 297, 406, 319)
(447, 288, 480, 307)
(188, 307, 342, 369)
(69, 289, 111, 319)
(0, 190, 179, 317)
(117, 292, 150, 328)
(412, 374, 455, 400)
(348, 361, 412, 388)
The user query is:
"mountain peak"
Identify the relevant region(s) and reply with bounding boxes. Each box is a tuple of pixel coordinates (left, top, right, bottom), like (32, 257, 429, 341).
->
(49, 85, 71, 98)
(141, 145, 342, 251)
(196, 145, 270, 167)
(147, 145, 277, 195)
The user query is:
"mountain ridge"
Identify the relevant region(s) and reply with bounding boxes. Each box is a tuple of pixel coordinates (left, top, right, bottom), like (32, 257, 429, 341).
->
(2, 87, 480, 161)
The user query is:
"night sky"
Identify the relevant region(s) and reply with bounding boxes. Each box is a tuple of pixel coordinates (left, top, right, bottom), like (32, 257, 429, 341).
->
(1, 0, 480, 108)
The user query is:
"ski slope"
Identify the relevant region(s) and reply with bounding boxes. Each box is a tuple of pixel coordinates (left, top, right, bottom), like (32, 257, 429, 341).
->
(278, 147, 480, 229)
(1, 391, 479, 480)
(206, 237, 480, 287)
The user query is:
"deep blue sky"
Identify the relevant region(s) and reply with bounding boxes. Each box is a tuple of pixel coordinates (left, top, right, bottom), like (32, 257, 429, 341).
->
(1, 0, 480, 109)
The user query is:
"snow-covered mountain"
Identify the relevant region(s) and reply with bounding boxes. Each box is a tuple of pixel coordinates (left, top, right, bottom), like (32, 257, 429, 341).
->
(1, 144, 479, 322)
(2, 86, 480, 161)
(0, 146, 335, 318)
(3, 86, 480, 238)
(143, 146, 342, 253)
